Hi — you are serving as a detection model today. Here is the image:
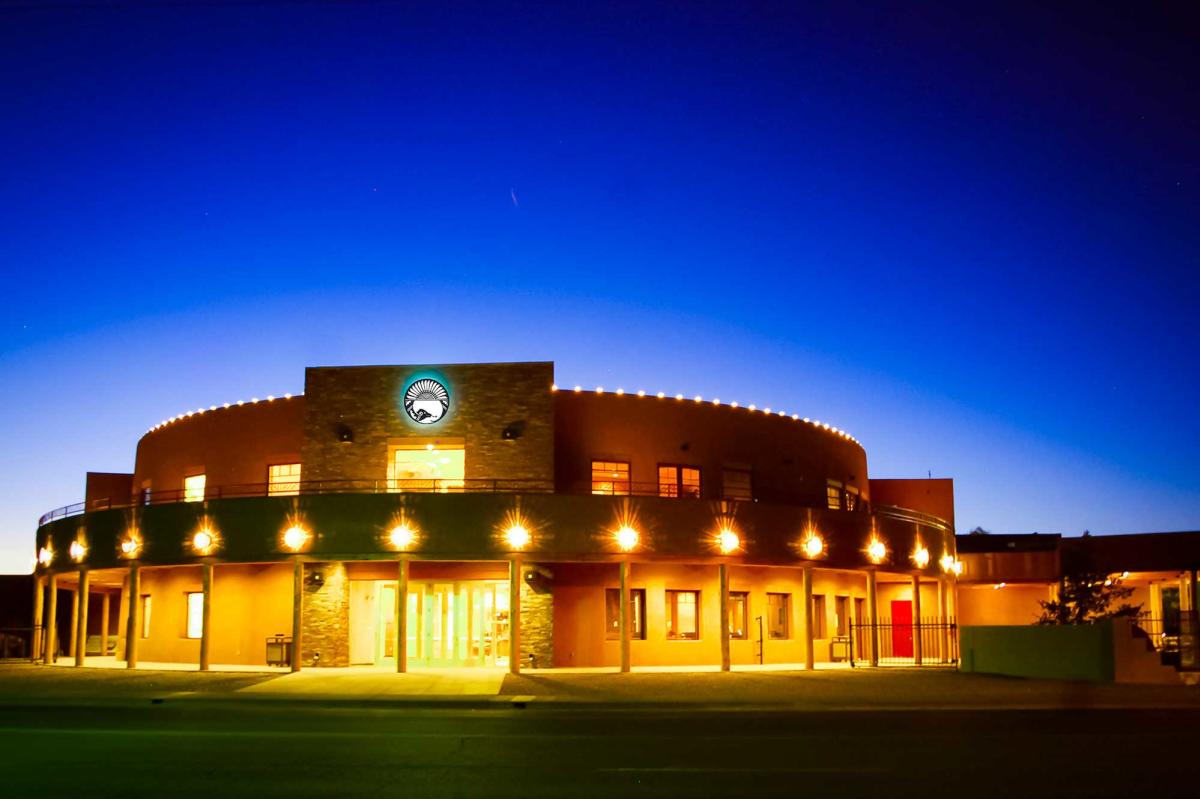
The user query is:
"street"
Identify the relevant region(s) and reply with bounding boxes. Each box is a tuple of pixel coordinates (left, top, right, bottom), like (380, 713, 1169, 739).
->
(4, 700, 1199, 798)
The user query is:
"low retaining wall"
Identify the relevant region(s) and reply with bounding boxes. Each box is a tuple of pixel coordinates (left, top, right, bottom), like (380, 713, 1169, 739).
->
(959, 622, 1115, 682)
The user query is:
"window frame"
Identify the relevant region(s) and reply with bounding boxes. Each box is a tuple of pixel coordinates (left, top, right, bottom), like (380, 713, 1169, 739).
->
(812, 594, 828, 639)
(834, 595, 850, 637)
(826, 479, 843, 511)
(721, 468, 753, 501)
(604, 588, 647, 640)
(666, 589, 701, 640)
(267, 462, 303, 497)
(183, 473, 206, 503)
(185, 592, 204, 639)
(591, 460, 631, 496)
(767, 592, 791, 639)
(657, 464, 701, 499)
(728, 591, 749, 640)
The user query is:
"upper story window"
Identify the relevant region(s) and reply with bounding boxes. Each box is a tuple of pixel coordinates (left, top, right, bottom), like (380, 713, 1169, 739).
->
(721, 468, 752, 501)
(658, 465, 700, 499)
(388, 442, 464, 492)
(826, 479, 843, 510)
(268, 463, 302, 497)
(591, 461, 630, 495)
(140, 482, 152, 506)
(845, 485, 860, 511)
(184, 474, 206, 503)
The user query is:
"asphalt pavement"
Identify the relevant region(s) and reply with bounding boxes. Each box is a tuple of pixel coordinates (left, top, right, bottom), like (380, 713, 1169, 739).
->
(3, 699, 1200, 798)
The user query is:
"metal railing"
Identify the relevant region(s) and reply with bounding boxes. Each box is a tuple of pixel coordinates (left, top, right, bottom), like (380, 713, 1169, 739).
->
(848, 616, 959, 666)
(0, 626, 40, 661)
(40, 478, 955, 532)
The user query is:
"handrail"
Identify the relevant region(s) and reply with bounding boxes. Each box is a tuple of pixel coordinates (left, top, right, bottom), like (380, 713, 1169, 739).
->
(39, 479, 954, 533)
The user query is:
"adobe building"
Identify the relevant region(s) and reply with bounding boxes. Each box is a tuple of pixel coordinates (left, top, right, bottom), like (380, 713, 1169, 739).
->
(31, 361, 962, 673)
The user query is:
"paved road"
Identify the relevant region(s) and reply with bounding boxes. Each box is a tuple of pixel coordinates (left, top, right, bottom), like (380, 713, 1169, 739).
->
(3, 700, 1199, 798)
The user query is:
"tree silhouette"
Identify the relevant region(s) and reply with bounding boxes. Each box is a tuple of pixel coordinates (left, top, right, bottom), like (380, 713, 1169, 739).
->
(1038, 532, 1141, 624)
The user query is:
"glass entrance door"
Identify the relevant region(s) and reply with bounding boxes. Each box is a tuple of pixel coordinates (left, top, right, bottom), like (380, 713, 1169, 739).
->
(373, 580, 509, 667)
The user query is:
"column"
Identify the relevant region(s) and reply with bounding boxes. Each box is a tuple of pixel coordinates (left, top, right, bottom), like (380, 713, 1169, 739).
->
(866, 569, 879, 667)
(801, 565, 815, 670)
(31, 576, 44, 664)
(396, 557, 409, 674)
(74, 569, 89, 667)
(912, 574, 923, 666)
(619, 560, 631, 673)
(936, 576, 948, 663)
(719, 563, 730, 672)
(291, 558, 303, 673)
(125, 565, 140, 669)
(199, 562, 212, 671)
(98, 593, 110, 657)
(68, 585, 79, 658)
(44, 574, 58, 665)
(509, 557, 522, 675)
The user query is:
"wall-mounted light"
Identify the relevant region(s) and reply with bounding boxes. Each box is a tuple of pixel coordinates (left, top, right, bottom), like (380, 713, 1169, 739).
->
(388, 522, 417, 551)
(614, 525, 639, 552)
(505, 524, 530, 551)
(69, 540, 87, 563)
(716, 527, 740, 555)
(802, 533, 824, 559)
(939, 553, 955, 573)
(38, 546, 53, 566)
(282, 524, 309, 552)
(192, 528, 216, 555)
(866, 538, 887, 564)
(912, 545, 930, 569)
(120, 532, 142, 559)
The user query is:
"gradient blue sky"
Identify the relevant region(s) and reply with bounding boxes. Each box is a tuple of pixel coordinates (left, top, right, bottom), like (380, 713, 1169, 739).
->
(1, 1, 1197, 571)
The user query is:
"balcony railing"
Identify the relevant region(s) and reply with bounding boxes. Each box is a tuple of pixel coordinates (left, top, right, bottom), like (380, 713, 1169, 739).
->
(40, 478, 954, 533)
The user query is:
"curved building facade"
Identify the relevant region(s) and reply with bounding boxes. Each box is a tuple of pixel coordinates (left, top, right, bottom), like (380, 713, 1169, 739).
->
(32, 361, 960, 672)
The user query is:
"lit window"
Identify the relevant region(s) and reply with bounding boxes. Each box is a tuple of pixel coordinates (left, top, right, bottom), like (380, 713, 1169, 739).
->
(826, 479, 843, 510)
(845, 485, 859, 511)
(666, 590, 700, 640)
(591, 461, 630, 495)
(811, 594, 828, 639)
(388, 442, 465, 492)
(768, 593, 791, 639)
(658, 465, 701, 499)
(835, 596, 849, 637)
(186, 592, 204, 639)
(268, 463, 302, 496)
(729, 591, 749, 640)
(184, 474, 206, 503)
(140, 595, 151, 639)
(141, 483, 152, 506)
(604, 588, 646, 640)
(722, 468, 752, 501)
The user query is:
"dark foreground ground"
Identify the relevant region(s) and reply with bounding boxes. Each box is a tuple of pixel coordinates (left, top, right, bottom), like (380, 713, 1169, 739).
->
(3, 666, 1200, 798)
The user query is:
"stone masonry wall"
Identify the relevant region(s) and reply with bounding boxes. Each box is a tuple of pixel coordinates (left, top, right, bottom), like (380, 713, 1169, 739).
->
(301, 561, 349, 667)
(301, 362, 555, 486)
(521, 571, 553, 669)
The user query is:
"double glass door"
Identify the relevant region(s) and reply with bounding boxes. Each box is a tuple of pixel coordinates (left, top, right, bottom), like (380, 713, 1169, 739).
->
(376, 581, 510, 667)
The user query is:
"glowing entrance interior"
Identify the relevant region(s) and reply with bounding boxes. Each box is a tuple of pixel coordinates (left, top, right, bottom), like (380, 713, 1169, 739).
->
(349, 580, 510, 667)
(387, 441, 465, 491)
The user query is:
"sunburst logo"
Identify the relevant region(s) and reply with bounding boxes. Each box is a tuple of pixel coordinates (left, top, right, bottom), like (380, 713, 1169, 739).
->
(404, 378, 450, 424)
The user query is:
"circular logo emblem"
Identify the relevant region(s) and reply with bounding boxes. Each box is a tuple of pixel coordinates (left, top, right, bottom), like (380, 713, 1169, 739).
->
(404, 378, 450, 425)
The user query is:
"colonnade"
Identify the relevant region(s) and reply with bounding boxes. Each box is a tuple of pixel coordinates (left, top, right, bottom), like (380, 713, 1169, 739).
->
(31, 560, 959, 672)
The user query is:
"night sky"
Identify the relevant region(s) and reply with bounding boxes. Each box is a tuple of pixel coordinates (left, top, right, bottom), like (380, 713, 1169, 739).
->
(0, 1, 1196, 571)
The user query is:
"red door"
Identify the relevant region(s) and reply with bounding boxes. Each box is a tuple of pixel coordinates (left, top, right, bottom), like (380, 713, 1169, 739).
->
(891, 599, 913, 658)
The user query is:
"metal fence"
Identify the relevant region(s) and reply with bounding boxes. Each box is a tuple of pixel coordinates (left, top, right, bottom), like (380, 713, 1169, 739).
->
(848, 617, 958, 666)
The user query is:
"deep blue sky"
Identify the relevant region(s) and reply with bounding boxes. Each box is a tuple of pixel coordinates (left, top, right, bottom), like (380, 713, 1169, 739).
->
(1, 1, 1197, 571)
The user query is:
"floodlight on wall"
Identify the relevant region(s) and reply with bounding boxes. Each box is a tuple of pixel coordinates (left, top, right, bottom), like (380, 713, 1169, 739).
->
(69, 540, 86, 563)
(866, 537, 887, 564)
(614, 525, 639, 552)
(716, 527, 741, 555)
(120, 531, 142, 559)
(801, 532, 824, 559)
(505, 524, 531, 551)
(912, 545, 930, 569)
(282, 524, 309, 552)
(388, 522, 418, 551)
(38, 546, 53, 566)
(192, 527, 216, 556)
